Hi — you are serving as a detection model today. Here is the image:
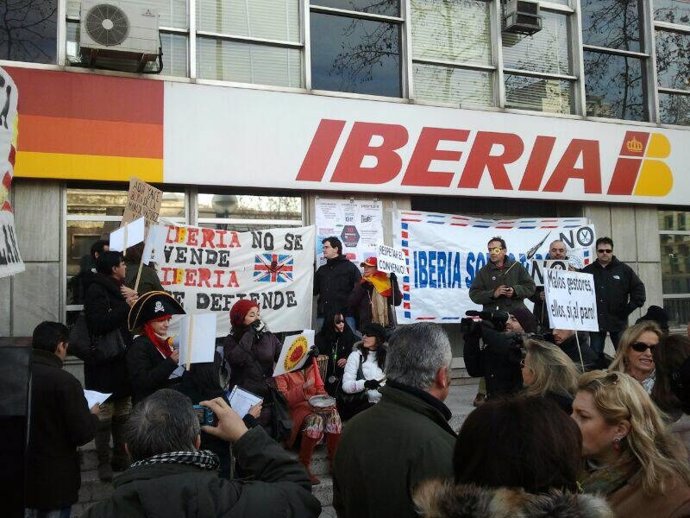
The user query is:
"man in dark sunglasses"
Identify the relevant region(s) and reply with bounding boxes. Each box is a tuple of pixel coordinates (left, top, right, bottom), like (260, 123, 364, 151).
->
(583, 237, 646, 361)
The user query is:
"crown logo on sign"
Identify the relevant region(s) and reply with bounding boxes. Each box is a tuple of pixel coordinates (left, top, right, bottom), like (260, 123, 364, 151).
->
(154, 301, 165, 313)
(626, 136, 643, 153)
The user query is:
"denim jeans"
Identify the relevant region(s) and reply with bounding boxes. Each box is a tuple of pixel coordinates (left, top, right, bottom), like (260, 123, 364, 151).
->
(589, 331, 622, 357)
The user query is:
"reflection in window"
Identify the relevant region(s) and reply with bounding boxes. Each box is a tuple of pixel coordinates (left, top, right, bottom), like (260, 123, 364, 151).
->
(659, 92, 690, 125)
(0, 0, 57, 63)
(659, 211, 690, 326)
(197, 194, 303, 231)
(502, 11, 570, 75)
(411, 0, 491, 66)
(310, 11, 401, 96)
(654, 0, 690, 25)
(584, 52, 646, 121)
(414, 64, 493, 107)
(312, 0, 399, 16)
(505, 75, 573, 114)
(581, 0, 642, 52)
(656, 30, 690, 90)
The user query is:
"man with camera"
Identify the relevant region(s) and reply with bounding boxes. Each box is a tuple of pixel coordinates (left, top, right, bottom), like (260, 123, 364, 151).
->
(463, 308, 537, 400)
(83, 389, 321, 518)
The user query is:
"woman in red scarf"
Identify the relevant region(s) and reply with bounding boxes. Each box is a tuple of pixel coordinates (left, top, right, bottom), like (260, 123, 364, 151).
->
(348, 256, 402, 333)
(126, 291, 186, 405)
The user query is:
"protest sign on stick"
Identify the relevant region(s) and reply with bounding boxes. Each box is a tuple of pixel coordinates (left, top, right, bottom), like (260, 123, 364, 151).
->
(544, 269, 599, 371)
(121, 177, 163, 228)
(273, 330, 315, 376)
(375, 243, 407, 276)
(109, 217, 145, 252)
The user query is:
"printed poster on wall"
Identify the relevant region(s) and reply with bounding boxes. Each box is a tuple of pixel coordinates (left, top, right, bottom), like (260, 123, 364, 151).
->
(394, 210, 596, 323)
(151, 224, 315, 336)
(0, 66, 24, 278)
(314, 198, 382, 267)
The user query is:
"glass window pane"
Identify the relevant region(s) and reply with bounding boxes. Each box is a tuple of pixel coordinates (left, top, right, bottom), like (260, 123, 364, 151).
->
(505, 75, 574, 114)
(662, 299, 690, 329)
(197, 37, 303, 87)
(656, 30, 690, 91)
(581, 0, 642, 52)
(311, 0, 400, 17)
(660, 234, 690, 294)
(310, 12, 401, 97)
(67, 188, 185, 218)
(0, 0, 57, 63)
(161, 33, 189, 77)
(413, 63, 494, 107)
(654, 0, 690, 25)
(198, 0, 300, 42)
(659, 211, 690, 231)
(502, 11, 570, 75)
(659, 92, 690, 126)
(584, 51, 646, 121)
(197, 194, 302, 222)
(411, 0, 491, 66)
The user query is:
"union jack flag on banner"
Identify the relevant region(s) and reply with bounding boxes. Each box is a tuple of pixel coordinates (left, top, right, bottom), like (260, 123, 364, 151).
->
(254, 254, 294, 283)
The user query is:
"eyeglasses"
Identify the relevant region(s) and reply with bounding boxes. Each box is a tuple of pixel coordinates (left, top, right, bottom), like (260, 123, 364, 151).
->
(597, 249, 612, 253)
(488, 247, 504, 253)
(630, 341, 657, 353)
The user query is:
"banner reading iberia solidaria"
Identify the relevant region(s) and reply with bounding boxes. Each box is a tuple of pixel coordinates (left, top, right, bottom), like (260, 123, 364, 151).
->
(394, 210, 596, 324)
(152, 224, 315, 336)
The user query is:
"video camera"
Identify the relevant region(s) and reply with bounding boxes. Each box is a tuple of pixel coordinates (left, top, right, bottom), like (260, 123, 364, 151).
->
(460, 310, 510, 335)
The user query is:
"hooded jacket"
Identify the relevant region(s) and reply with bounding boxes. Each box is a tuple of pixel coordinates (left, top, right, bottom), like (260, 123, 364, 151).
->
(414, 480, 613, 518)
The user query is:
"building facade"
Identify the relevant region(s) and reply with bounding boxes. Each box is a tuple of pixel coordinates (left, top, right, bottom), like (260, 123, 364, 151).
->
(1, 0, 689, 350)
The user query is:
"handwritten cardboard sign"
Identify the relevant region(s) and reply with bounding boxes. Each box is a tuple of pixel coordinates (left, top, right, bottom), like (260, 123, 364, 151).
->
(121, 177, 162, 228)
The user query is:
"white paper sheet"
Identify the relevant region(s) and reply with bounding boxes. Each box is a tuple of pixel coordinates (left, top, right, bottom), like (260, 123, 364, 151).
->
(177, 313, 217, 367)
(83, 390, 111, 409)
(109, 217, 145, 251)
(227, 385, 263, 418)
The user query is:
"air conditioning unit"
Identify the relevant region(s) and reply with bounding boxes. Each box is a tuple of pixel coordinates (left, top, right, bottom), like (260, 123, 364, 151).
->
(79, 0, 159, 66)
(503, 0, 542, 36)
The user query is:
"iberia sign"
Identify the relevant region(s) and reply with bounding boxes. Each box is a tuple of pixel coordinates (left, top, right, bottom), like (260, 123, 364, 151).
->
(165, 83, 687, 205)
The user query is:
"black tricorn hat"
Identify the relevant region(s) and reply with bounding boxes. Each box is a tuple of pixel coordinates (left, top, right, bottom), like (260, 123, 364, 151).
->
(128, 291, 185, 331)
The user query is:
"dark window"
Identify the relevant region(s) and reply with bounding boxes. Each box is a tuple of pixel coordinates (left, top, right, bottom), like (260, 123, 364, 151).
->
(0, 0, 57, 64)
(312, 0, 400, 16)
(654, 0, 690, 25)
(584, 52, 646, 121)
(581, 0, 642, 52)
(310, 6, 402, 97)
(656, 30, 690, 90)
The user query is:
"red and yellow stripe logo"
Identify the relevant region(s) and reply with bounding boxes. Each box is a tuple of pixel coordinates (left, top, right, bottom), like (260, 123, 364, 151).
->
(607, 131, 673, 196)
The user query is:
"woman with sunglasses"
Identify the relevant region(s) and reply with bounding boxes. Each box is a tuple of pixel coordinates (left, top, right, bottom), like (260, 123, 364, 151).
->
(339, 322, 387, 420)
(315, 313, 358, 398)
(520, 338, 579, 413)
(609, 321, 663, 394)
(572, 370, 690, 517)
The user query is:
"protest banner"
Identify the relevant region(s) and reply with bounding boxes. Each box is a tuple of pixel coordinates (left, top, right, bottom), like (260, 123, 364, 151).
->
(394, 209, 596, 323)
(155, 224, 315, 335)
(374, 243, 407, 276)
(531, 259, 569, 287)
(273, 330, 315, 376)
(0, 67, 24, 279)
(543, 269, 599, 332)
(315, 198, 382, 266)
(121, 177, 163, 228)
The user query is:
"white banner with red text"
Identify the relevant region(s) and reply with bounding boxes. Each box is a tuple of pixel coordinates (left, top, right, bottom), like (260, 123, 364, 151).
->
(394, 210, 596, 323)
(152, 224, 315, 336)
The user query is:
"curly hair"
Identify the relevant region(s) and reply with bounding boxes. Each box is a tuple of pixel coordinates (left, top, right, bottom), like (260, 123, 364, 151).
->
(577, 370, 690, 495)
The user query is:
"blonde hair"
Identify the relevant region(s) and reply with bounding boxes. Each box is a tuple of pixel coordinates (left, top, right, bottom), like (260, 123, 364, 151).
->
(522, 338, 578, 399)
(609, 321, 663, 374)
(578, 370, 690, 495)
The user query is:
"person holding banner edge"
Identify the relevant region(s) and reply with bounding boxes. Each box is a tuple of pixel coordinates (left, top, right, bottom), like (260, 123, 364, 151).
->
(529, 239, 572, 333)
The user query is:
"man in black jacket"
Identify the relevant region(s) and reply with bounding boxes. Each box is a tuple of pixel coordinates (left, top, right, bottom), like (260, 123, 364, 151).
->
(83, 390, 320, 518)
(582, 237, 646, 359)
(25, 322, 100, 517)
(314, 236, 361, 330)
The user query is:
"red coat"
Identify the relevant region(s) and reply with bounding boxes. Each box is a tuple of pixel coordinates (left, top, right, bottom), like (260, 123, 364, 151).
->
(276, 365, 327, 448)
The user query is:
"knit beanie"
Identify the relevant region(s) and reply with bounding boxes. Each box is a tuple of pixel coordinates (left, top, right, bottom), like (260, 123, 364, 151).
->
(230, 299, 259, 328)
(510, 307, 537, 334)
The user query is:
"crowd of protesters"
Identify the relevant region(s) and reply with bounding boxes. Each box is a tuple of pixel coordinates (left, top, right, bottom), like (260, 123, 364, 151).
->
(21, 234, 690, 518)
